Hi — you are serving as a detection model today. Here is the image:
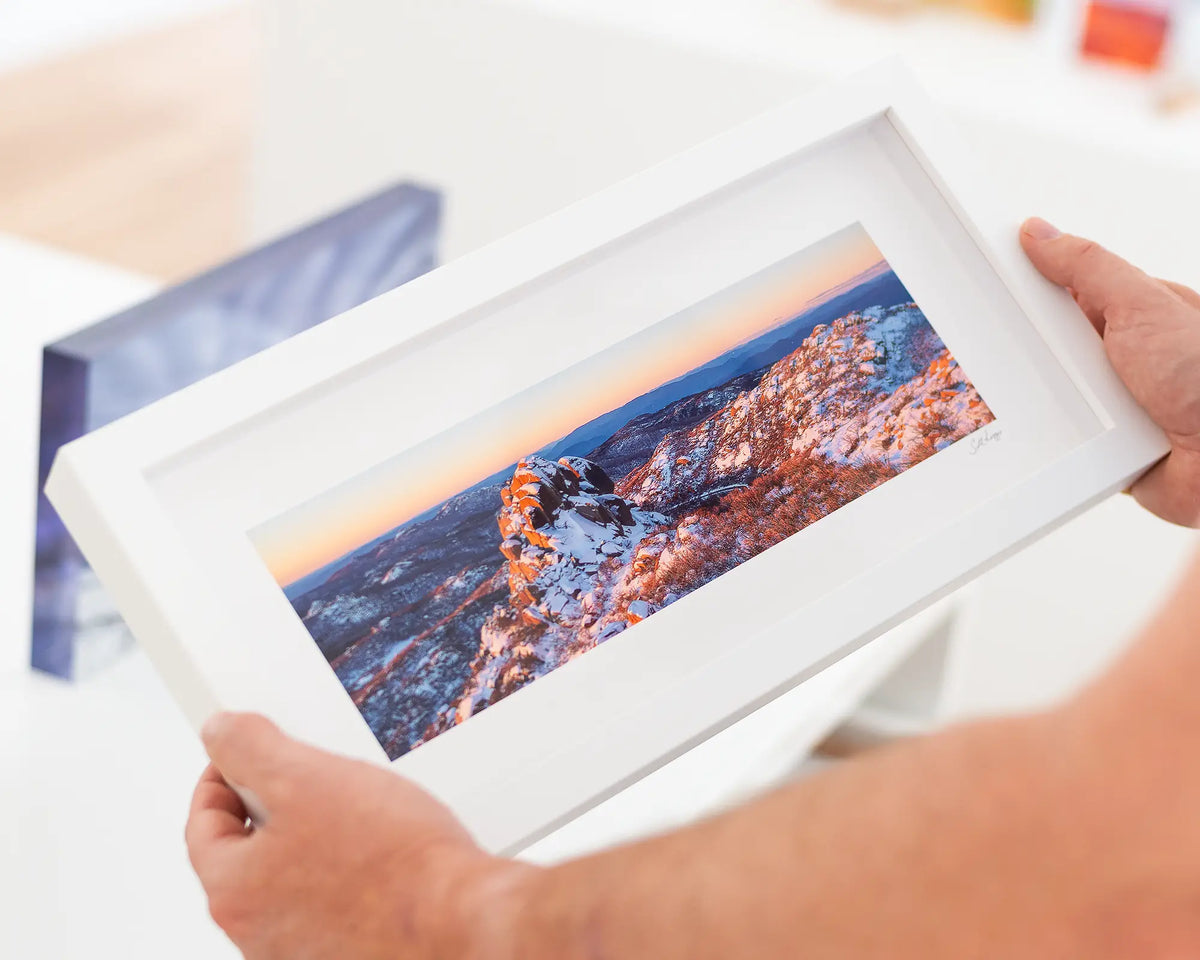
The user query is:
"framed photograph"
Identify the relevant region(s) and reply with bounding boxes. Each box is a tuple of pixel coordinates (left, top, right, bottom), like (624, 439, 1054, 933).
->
(47, 61, 1166, 853)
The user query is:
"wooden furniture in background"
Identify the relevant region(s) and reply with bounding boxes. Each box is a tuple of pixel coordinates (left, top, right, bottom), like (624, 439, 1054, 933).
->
(0, 5, 254, 282)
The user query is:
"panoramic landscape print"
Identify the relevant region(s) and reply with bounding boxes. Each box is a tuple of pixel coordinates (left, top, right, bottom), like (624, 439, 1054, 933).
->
(252, 224, 995, 759)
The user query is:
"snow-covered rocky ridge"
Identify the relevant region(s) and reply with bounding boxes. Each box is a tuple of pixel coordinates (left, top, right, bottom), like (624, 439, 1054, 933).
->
(442, 304, 994, 730)
(495, 456, 665, 624)
(444, 456, 666, 724)
(617, 304, 990, 511)
(293, 299, 994, 757)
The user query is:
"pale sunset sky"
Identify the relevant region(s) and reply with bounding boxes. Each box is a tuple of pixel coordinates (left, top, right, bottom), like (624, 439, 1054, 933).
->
(253, 224, 887, 587)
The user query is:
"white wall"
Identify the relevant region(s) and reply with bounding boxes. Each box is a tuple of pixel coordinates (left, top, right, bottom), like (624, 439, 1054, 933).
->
(254, 0, 1200, 283)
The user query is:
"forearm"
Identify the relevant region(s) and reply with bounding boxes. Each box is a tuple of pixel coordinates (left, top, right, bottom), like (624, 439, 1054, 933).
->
(474, 716, 1101, 960)
(1092, 547, 1200, 711)
(468, 550, 1200, 960)
(1070, 548, 1200, 797)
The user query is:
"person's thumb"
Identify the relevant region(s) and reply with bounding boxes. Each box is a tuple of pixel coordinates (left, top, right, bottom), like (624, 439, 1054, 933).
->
(201, 712, 296, 812)
(1019, 218, 1174, 332)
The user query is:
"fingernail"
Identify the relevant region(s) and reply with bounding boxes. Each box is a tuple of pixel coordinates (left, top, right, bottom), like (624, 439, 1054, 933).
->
(201, 712, 228, 744)
(1023, 217, 1061, 241)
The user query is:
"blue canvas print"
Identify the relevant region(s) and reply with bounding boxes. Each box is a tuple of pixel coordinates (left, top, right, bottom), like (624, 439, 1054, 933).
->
(34, 183, 441, 679)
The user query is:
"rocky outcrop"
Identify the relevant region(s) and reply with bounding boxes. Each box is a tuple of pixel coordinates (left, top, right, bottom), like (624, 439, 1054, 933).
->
(493, 455, 663, 629)
(440, 456, 666, 724)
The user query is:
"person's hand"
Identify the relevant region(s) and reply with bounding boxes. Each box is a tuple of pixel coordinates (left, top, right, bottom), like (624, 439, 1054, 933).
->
(185, 712, 531, 960)
(1020, 218, 1200, 526)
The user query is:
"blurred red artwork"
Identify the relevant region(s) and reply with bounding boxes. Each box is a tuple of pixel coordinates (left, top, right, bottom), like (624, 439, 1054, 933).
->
(1081, 0, 1173, 70)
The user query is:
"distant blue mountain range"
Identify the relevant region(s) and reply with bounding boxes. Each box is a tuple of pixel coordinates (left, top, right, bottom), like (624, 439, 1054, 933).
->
(545, 266, 911, 462)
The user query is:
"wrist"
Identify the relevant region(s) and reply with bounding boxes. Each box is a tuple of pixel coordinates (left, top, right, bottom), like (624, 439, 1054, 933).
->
(439, 854, 541, 960)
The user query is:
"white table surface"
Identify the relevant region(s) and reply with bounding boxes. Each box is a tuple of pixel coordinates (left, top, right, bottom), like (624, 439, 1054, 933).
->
(0, 234, 235, 958)
(0, 232, 936, 957)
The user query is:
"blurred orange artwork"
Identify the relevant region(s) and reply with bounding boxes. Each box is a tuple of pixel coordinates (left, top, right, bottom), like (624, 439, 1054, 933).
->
(1081, 0, 1172, 70)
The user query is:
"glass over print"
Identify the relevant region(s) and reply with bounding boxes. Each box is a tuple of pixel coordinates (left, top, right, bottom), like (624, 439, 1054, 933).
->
(251, 223, 995, 759)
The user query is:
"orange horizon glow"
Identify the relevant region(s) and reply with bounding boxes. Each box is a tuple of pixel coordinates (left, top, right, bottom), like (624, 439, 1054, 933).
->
(253, 225, 889, 587)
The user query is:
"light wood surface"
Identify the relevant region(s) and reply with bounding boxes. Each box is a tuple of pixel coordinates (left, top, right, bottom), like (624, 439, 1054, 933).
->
(0, 6, 254, 281)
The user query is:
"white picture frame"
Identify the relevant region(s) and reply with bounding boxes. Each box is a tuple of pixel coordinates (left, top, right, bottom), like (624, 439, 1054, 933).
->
(47, 61, 1167, 853)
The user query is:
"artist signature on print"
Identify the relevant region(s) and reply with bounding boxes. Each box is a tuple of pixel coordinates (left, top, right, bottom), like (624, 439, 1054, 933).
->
(969, 426, 1003, 455)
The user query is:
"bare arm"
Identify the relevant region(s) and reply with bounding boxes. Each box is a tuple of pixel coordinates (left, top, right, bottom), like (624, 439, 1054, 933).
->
(482, 550, 1200, 960)
(186, 222, 1200, 960)
(191, 554, 1200, 960)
